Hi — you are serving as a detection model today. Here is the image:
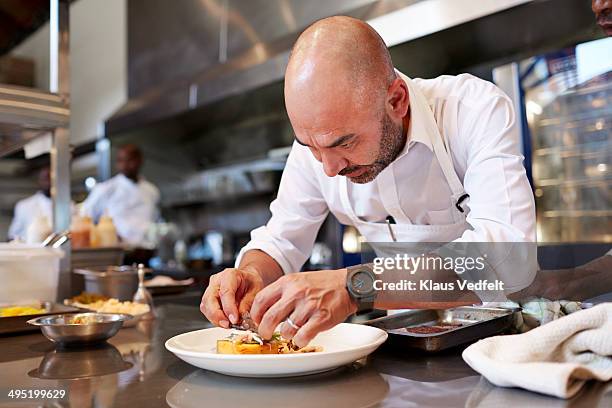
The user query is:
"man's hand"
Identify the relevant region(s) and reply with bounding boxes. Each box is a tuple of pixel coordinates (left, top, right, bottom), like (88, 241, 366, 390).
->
(250, 269, 357, 348)
(200, 266, 264, 328)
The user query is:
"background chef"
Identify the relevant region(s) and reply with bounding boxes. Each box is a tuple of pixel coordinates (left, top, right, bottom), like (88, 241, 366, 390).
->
(201, 17, 536, 348)
(8, 166, 52, 241)
(81, 144, 160, 247)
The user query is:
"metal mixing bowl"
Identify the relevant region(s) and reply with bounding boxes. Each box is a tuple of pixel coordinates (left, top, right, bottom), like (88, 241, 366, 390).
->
(27, 313, 132, 346)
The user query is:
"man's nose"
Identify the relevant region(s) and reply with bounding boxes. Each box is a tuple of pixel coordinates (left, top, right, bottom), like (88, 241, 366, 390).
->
(321, 151, 347, 177)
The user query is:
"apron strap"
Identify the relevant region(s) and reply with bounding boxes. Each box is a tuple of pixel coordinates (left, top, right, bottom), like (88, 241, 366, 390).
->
(409, 80, 470, 215)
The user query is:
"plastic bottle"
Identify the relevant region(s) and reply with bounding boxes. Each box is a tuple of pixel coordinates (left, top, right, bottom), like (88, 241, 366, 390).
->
(71, 215, 92, 249)
(97, 215, 119, 247)
(26, 215, 52, 244)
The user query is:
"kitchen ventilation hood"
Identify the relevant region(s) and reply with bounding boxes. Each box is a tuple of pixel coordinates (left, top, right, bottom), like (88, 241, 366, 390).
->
(106, 0, 598, 137)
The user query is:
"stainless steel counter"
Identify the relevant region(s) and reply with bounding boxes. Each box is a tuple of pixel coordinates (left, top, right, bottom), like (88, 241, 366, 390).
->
(0, 303, 610, 408)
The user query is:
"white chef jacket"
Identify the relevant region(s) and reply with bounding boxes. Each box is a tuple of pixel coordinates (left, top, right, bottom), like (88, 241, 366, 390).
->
(8, 191, 52, 241)
(236, 72, 536, 277)
(81, 174, 160, 246)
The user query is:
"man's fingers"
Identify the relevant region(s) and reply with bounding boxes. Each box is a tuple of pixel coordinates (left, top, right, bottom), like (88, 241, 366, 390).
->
(257, 296, 296, 339)
(280, 303, 313, 340)
(292, 315, 332, 349)
(219, 274, 241, 324)
(201, 283, 229, 328)
(250, 280, 283, 324)
(238, 288, 257, 317)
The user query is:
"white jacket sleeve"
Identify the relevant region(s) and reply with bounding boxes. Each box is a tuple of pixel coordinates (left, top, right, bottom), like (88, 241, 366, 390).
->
(81, 183, 110, 222)
(457, 93, 536, 243)
(235, 143, 329, 273)
(455, 91, 537, 292)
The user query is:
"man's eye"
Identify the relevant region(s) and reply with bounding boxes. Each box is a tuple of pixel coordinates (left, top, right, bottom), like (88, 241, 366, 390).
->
(340, 142, 353, 149)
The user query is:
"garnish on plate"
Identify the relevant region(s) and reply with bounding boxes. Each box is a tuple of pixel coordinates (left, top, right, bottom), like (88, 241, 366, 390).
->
(216, 330, 323, 354)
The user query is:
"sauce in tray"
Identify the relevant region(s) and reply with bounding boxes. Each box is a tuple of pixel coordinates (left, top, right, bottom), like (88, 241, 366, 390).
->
(403, 323, 463, 334)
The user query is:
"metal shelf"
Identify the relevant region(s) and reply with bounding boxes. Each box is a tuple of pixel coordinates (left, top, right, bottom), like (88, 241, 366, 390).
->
(0, 83, 69, 157)
(543, 210, 612, 218)
(535, 176, 612, 188)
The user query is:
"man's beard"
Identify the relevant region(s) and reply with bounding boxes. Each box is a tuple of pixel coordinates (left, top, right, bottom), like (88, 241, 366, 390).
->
(339, 113, 405, 184)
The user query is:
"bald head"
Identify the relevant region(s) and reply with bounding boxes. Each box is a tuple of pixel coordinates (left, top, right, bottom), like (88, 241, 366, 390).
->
(284, 17, 409, 184)
(286, 16, 395, 117)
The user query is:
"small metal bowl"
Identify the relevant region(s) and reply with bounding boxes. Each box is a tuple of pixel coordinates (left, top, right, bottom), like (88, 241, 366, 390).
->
(27, 313, 132, 346)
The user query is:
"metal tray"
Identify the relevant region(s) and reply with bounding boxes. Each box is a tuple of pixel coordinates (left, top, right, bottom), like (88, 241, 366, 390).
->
(0, 302, 81, 335)
(362, 306, 518, 352)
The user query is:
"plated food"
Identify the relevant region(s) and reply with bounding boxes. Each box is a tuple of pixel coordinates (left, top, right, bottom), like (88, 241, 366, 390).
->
(217, 330, 323, 355)
(165, 323, 388, 378)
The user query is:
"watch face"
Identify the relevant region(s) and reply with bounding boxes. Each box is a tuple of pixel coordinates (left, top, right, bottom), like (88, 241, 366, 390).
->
(350, 270, 374, 296)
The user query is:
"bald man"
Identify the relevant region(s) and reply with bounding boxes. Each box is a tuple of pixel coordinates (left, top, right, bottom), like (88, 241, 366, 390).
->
(201, 17, 535, 347)
(82, 144, 160, 246)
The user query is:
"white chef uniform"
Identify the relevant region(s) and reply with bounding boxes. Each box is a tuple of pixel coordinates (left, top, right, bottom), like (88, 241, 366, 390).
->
(81, 173, 160, 246)
(236, 72, 536, 291)
(8, 191, 52, 241)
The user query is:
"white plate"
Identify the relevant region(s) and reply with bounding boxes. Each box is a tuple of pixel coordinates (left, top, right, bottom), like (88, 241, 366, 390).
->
(165, 323, 388, 378)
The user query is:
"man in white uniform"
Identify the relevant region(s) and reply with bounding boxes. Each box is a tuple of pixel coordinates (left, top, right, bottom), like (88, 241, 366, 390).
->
(9, 166, 52, 241)
(82, 144, 160, 246)
(201, 17, 536, 347)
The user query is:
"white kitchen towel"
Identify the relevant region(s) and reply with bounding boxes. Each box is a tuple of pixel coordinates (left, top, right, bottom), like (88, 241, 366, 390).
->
(462, 303, 612, 399)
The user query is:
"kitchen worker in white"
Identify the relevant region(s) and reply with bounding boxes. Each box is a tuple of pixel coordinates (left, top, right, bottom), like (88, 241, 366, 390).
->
(8, 166, 52, 241)
(81, 144, 160, 246)
(201, 17, 536, 347)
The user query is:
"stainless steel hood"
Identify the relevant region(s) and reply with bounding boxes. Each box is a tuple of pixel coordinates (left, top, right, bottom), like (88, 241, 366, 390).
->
(106, 0, 598, 137)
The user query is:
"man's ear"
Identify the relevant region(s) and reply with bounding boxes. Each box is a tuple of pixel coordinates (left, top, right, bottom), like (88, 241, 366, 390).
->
(386, 78, 409, 120)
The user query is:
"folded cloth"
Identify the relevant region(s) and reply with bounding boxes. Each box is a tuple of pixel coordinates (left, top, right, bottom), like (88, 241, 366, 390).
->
(462, 303, 612, 399)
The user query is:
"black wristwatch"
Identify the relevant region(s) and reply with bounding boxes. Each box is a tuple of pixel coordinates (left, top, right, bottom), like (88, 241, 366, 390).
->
(346, 265, 377, 313)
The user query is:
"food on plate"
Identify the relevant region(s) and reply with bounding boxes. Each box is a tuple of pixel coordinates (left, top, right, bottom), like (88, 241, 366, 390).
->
(0, 305, 46, 317)
(403, 323, 463, 334)
(67, 314, 99, 325)
(70, 298, 149, 316)
(68, 292, 109, 304)
(216, 330, 323, 354)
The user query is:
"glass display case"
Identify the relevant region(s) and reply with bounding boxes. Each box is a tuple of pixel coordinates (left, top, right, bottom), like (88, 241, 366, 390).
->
(497, 37, 611, 243)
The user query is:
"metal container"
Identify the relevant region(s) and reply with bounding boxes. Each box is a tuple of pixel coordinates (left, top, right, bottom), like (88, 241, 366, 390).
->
(74, 266, 138, 301)
(363, 306, 518, 352)
(71, 247, 124, 269)
(27, 313, 131, 345)
(0, 302, 81, 335)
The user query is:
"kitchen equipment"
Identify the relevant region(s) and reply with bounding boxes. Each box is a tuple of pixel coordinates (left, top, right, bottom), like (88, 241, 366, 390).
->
(165, 323, 388, 378)
(0, 302, 81, 334)
(71, 247, 124, 269)
(27, 312, 132, 345)
(0, 243, 64, 303)
(74, 266, 139, 301)
(133, 264, 156, 320)
(363, 306, 518, 352)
